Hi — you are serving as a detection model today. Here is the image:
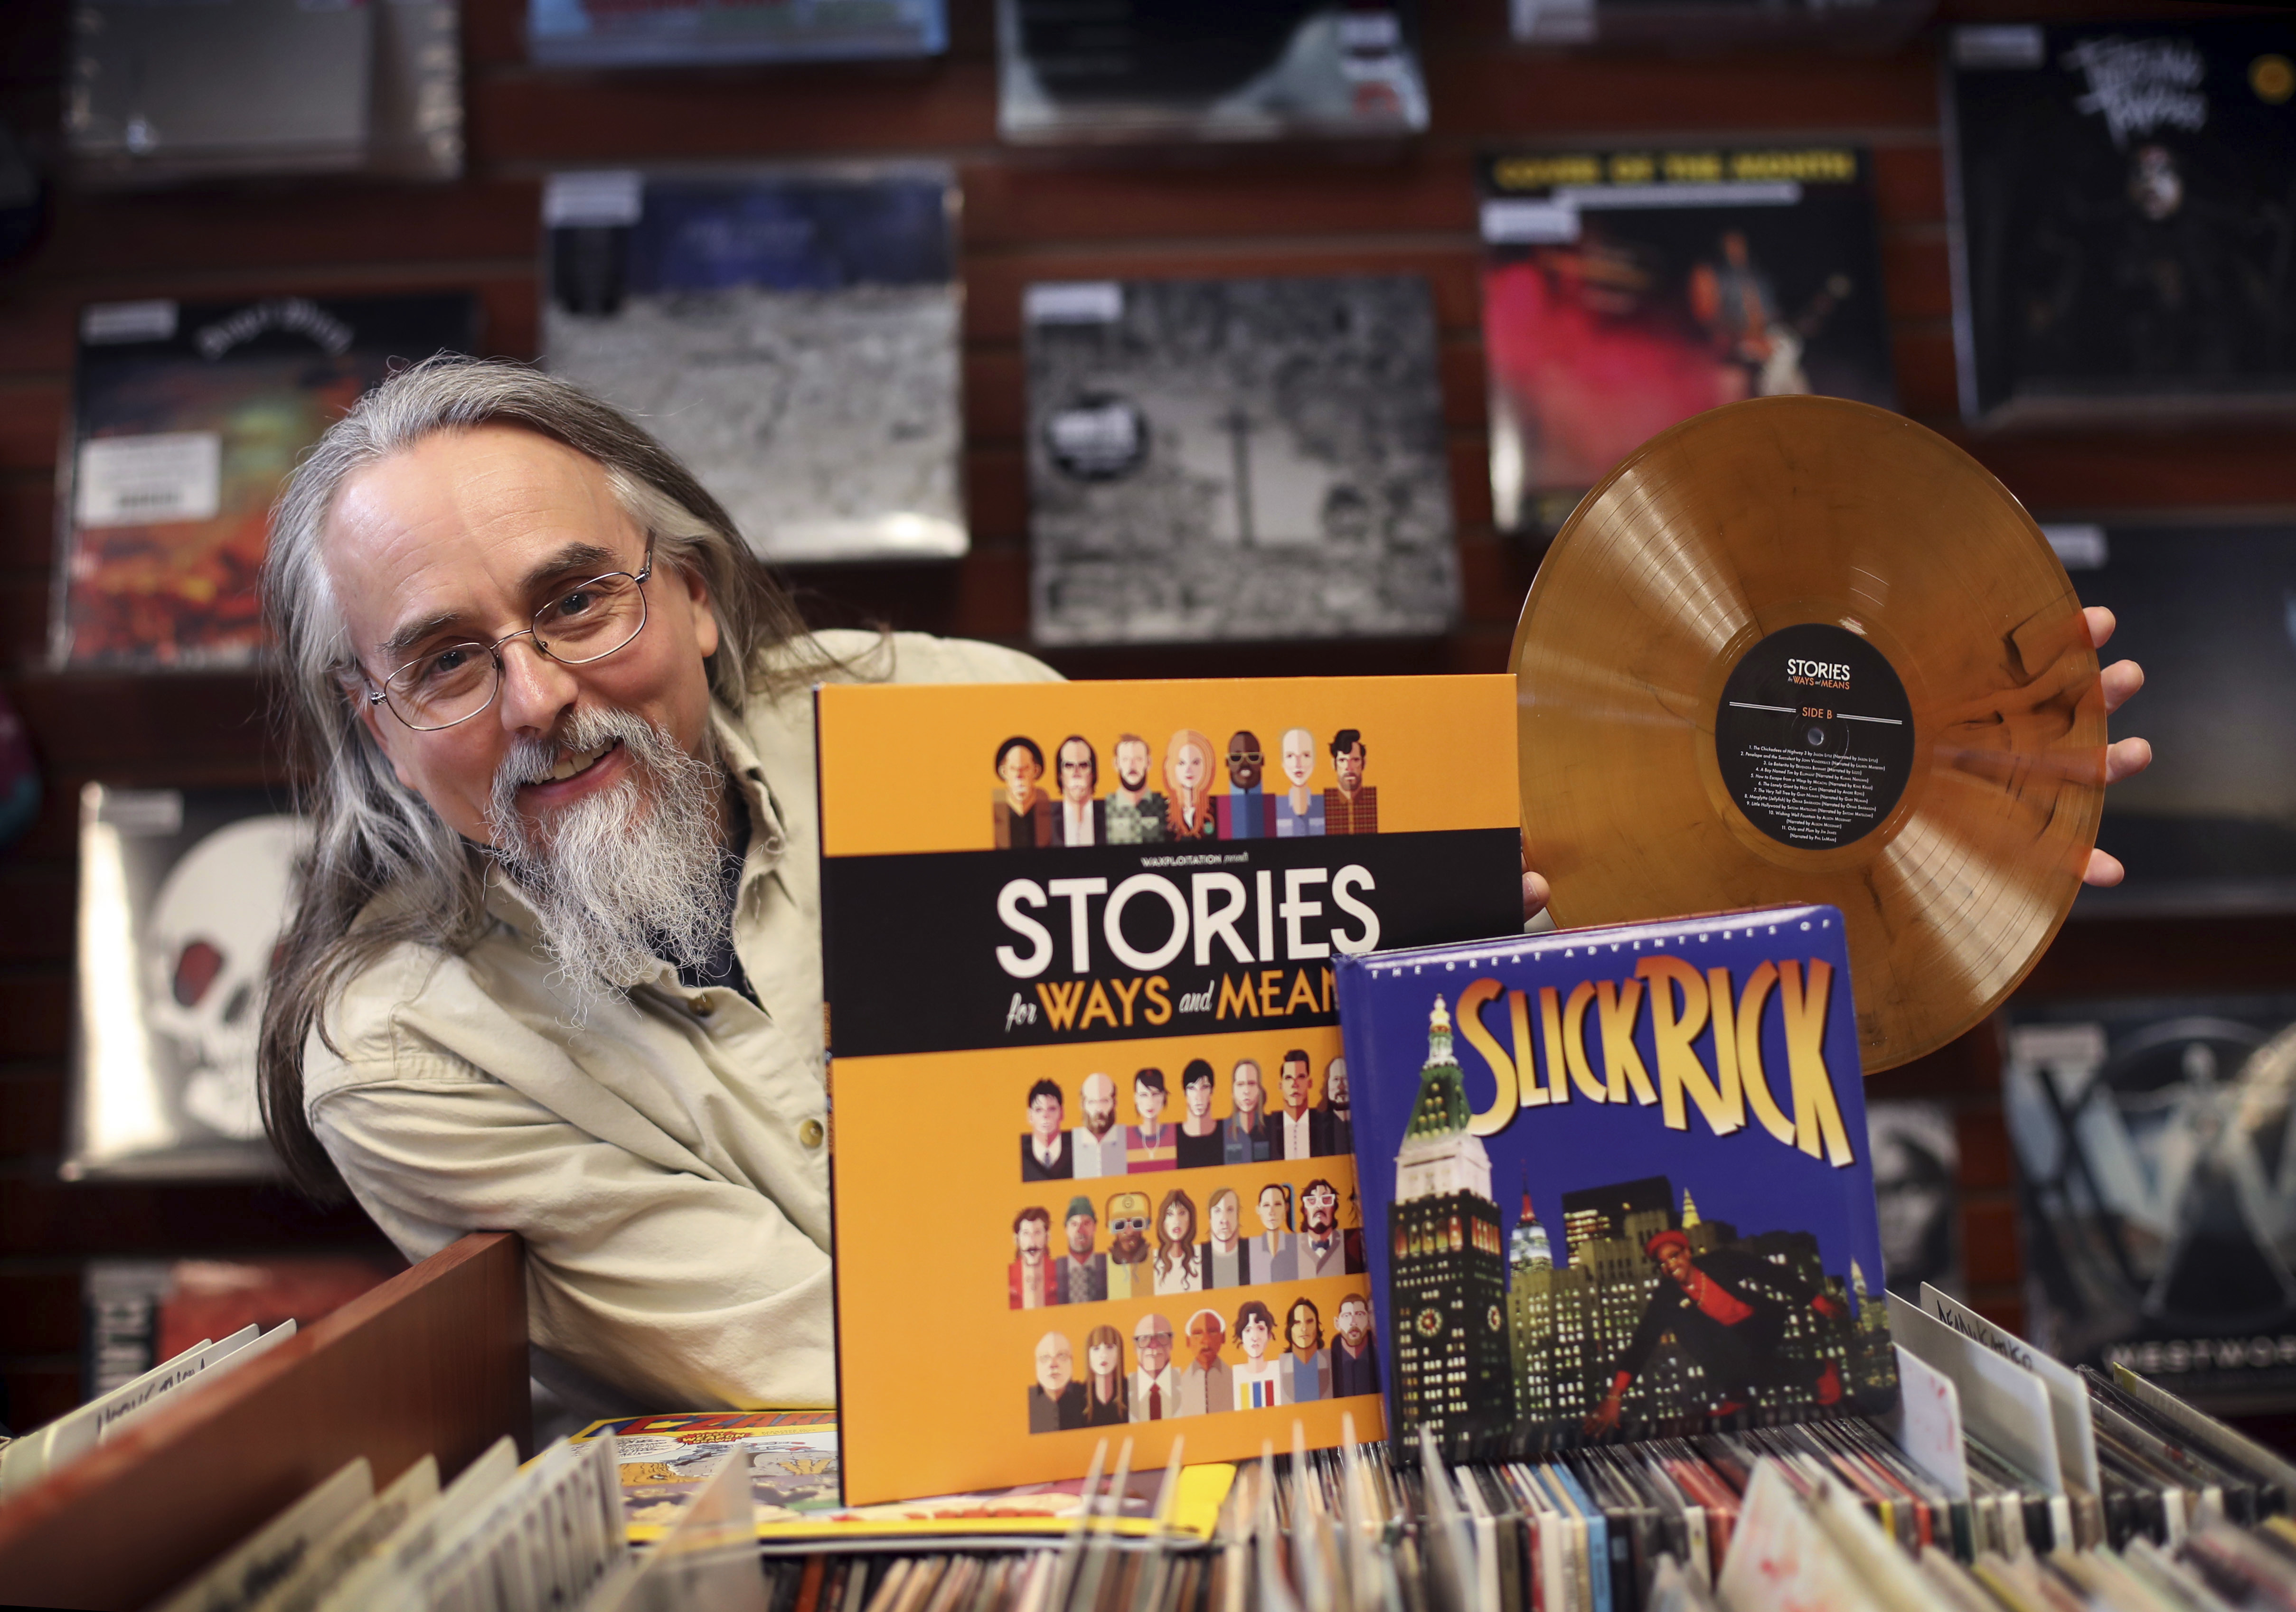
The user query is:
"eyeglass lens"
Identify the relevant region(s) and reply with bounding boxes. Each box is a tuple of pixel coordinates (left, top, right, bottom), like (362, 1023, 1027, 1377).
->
(384, 570, 648, 730)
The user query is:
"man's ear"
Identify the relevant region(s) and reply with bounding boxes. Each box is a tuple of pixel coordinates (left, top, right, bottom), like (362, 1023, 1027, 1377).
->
(679, 559, 721, 661)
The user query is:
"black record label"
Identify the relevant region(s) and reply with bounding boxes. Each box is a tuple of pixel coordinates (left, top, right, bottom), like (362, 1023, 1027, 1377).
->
(1714, 622, 1914, 850)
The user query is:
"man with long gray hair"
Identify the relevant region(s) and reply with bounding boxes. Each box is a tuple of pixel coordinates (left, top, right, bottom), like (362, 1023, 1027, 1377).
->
(256, 357, 1056, 1410)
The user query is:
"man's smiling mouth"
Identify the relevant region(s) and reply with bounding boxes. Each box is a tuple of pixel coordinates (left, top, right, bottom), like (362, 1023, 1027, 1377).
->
(527, 737, 621, 786)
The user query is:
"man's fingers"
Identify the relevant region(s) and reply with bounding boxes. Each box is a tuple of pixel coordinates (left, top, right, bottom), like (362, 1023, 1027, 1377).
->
(2084, 604, 2116, 651)
(1523, 870, 1551, 923)
(2083, 846, 2126, 888)
(2099, 657, 2144, 715)
(2105, 735, 2152, 785)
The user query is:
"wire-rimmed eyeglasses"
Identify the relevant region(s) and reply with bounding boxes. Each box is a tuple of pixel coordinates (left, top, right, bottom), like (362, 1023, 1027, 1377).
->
(364, 543, 654, 731)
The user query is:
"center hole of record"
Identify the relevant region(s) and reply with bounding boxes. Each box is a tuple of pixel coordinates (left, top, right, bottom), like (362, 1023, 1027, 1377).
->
(1714, 622, 1915, 852)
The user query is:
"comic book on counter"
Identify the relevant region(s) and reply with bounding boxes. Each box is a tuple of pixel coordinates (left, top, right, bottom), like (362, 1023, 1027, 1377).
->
(542, 167, 964, 564)
(569, 1413, 1235, 1546)
(1479, 145, 1894, 536)
(1945, 18, 2296, 424)
(1335, 904, 1900, 1460)
(997, 0, 1426, 143)
(53, 293, 478, 669)
(816, 676, 1522, 1503)
(1025, 274, 1458, 645)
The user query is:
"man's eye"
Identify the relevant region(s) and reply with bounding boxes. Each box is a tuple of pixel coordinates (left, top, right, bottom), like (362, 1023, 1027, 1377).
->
(547, 587, 599, 621)
(417, 646, 473, 683)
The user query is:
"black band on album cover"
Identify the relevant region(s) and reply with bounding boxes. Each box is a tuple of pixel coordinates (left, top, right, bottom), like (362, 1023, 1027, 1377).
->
(822, 827, 1523, 1059)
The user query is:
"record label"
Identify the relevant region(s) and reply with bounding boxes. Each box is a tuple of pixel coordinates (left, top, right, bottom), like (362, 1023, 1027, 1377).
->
(1714, 622, 1914, 851)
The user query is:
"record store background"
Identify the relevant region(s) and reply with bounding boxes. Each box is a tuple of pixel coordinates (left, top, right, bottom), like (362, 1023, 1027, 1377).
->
(1, 0, 2294, 1438)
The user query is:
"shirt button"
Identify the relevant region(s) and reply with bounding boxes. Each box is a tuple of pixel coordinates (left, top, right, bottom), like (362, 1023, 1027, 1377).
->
(799, 1118, 825, 1149)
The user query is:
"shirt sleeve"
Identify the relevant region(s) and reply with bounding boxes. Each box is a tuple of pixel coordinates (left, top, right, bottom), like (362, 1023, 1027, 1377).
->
(312, 1061, 835, 1412)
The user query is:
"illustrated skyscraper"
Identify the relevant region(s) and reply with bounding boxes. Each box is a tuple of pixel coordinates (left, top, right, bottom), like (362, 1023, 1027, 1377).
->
(1388, 995, 1515, 1448)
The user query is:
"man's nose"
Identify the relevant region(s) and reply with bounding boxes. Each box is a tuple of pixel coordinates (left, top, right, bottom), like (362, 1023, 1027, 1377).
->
(495, 634, 583, 732)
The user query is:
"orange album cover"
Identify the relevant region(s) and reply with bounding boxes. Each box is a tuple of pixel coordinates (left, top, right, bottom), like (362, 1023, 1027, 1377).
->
(817, 676, 1521, 1503)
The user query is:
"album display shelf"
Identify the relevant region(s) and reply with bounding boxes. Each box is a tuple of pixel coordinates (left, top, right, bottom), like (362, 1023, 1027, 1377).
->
(0, 1231, 528, 1612)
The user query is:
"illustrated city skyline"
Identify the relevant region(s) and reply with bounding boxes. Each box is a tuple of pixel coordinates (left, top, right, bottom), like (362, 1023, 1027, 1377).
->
(1384, 995, 1893, 1453)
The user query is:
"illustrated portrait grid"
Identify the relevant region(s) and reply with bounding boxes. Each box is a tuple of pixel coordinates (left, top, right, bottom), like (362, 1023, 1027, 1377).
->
(1021, 1277, 1383, 1434)
(1018, 1044, 1355, 1186)
(990, 723, 1380, 849)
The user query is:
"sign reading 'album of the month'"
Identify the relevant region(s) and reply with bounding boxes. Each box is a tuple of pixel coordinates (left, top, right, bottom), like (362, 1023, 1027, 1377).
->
(1336, 905, 1899, 1460)
(818, 677, 1521, 1503)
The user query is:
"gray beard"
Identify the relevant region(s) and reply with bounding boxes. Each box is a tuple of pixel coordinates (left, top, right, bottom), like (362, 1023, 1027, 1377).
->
(485, 707, 731, 1016)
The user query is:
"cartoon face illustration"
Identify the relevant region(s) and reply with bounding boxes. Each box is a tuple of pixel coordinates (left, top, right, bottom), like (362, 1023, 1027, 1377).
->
(1014, 1207, 1050, 1264)
(1257, 1183, 1290, 1234)
(1027, 1080, 1064, 1143)
(1114, 736, 1151, 794)
(1280, 728, 1316, 789)
(1186, 1309, 1226, 1366)
(1057, 736, 1097, 806)
(1302, 1179, 1339, 1236)
(1087, 1332, 1124, 1383)
(1235, 1302, 1275, 1362)
(997, 739, 1044, 811)
(1065, 1196, 1098, 1257)
(1160, 1190, 1196, 1250)
(1184, 1061, 1215, 1123)
(1106, 1191, 1153, 1262)
(1225, 731, 1263, 793)
(1279, 1053, 1313, 1115)
(1287, 1298, 1322, 1354)
(1207, 1188, 1241, 1247)
(1134, 1069, 1167, 1129)
(1325, 1058, 1349, 1109)
(1080, 1072, 1118, 1138)
(1232, 1060, 1263, 1118)
(1330, 730, 1367, 795)
(1169, 735, 1209, 796)
(1035, 1331, 1074, 1396)
(1133, 1314, 1174, 1377)
(1336, 1295, 1372, 1349)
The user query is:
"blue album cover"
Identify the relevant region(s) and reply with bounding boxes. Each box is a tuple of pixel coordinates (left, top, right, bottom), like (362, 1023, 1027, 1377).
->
(1335, 904, 1897, 1460)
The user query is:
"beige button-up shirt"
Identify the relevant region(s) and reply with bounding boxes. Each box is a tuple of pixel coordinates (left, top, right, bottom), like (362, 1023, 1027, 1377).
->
(305, 630, 1058, 1412)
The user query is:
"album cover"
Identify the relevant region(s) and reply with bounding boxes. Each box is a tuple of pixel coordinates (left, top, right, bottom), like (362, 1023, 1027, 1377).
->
(70, 0, 462, 187)
(64, 785, 310, 1180)
(1479, 146, 1896, 536)
(1866, 1099, 1963, 1299)
(2005, 997, 2296, 1414)
(529, 0, 944, 66)
(1335, 905, 1898, 1460)
(543, 168, 964, 564)
(68, 0, 371, 182)
(1025, 275, 1458, 644)
(1945, 19, 2296, 424)
(2043, 523, 2296, 914)
(1509, 0, 1928, 51)
(817, 677, 1522, 1502)
(997, 0, 1426, 143)
(84, 1256, 399, 1396)
(53, 293, 479, 670)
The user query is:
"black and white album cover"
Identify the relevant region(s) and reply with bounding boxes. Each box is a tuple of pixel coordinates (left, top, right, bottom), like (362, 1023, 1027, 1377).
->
(2006, 998, 2296, 1412)
(997, 0, 1426, 143)
(66, 785, 307, 1181)
(1946, 19, 2296, 423)
(2047, 523, 2296, 915)
(1865, 1099, 1962, 1300)
(543, 167, 964, 563)
(1024, 275, 1459, 646)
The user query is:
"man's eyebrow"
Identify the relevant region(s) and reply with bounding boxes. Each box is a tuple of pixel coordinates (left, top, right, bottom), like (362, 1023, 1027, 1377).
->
(376, 542, 628, 663)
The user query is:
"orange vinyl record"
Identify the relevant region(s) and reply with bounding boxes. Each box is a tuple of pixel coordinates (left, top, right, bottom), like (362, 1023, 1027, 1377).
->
(1512, 395, 2108, 1071)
